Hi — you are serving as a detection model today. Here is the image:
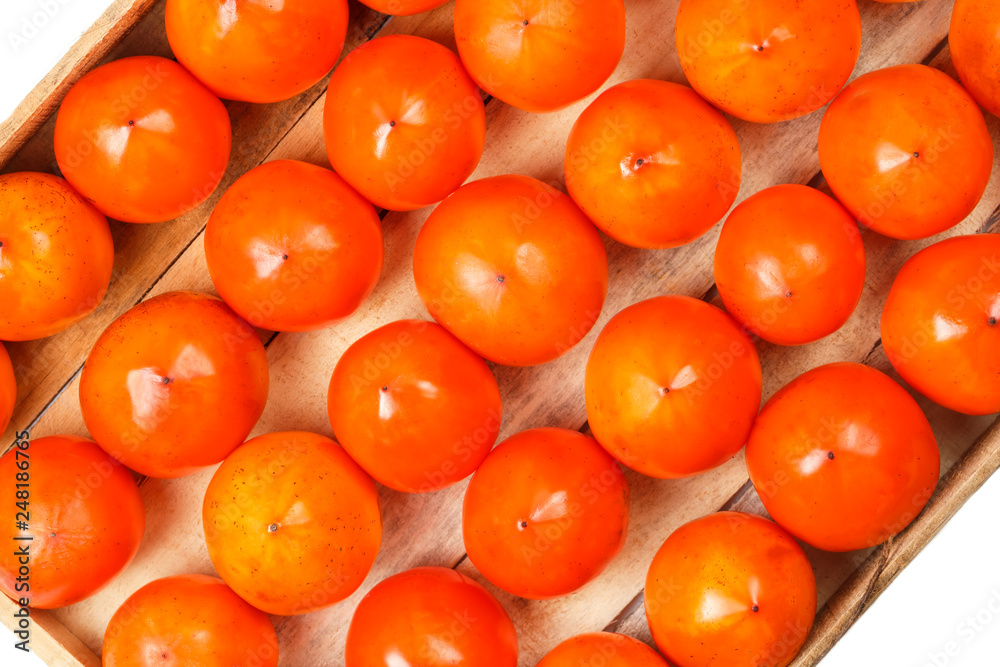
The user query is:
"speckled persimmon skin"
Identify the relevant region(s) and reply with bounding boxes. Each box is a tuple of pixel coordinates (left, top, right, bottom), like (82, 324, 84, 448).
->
(79, 291, 269, 479)
(346, 567, 518, 667)
(565, 79, 741, 249)
(819, 64, 993, 240)
(714, 184, 866, 346)
(413, 175, 608, 367)
(0, 436, 145, 609)
(537, 632, 668, 667)
(0, 344, 13, 434)
(675, 0, 861, 123)
(645, 512, 816, 667)
(882, 234, 1000, 415)
(463, 427, 629, 599)
(585, 295, 762, 479)
(324, 35, 485, 211)
(165, 0, 348, 103)
(0, 172, 114, 341)
(328, 320, 502, 493)
(746, 363, 940, 552)
(103, 574, 279, 666)
(205, 159, 384, 332)
(951, 0, 1000, 117)
(203, 431, 382, 615)
(357, 0, 449, 15)
(54, 56, 231, 223)
(454, 0, 626, 112)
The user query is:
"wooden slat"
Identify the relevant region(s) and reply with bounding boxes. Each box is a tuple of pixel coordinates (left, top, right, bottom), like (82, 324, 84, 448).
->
(0, 0, 157, 168)
(0, 595, 98, 667)
(7, 0, 998, 665)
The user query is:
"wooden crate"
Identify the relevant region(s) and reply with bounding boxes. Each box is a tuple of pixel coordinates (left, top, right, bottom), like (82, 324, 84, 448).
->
(2, 0, 999, 665)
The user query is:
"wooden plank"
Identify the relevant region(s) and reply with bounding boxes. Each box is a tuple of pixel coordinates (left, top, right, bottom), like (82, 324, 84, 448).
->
(0, 0, 157, 169)
(0, 594, 99, 667)
(21, 2, 990, 665)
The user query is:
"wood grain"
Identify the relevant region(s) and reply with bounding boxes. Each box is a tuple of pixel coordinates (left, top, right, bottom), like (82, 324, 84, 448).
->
(0, 595, 97, 667)
(5, 0, 1000, 665)
(0, 0, 157, 168)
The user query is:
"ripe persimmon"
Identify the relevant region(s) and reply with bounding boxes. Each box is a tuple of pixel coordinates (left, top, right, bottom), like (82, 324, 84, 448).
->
(951, 0, 1000, 117)
(454, 0, 626, 112)
(80, 291, 269, 478)
(882, 234, 1000, 415)
(0, 172, 114, 341)
(586, 296, 762, 478)
(54, 56, 231, 223)
(357, 0, 449, 15)
(413, 175, 608, 367)
(565, 79, 741, 249)
(645, 512, 816, 667)
(819, 64, 993, 240)
(463, 427, 629, 599)
(324, 35, 485, 211)
(165, 0, 348, 103)
(675, 0, 861, 123)
(205, 159, 384, 332)
(0, 436, 145, 609)
(746, 362, 940, 552)
(203, 431, 382, 615)
(714, 184, 866, 345)
(537, 633, 668, 667)
(0, 344, 13, 434)
(346, 567, 518, 667)
(103, 574, 278, 666)
(328, 320, 502, 493)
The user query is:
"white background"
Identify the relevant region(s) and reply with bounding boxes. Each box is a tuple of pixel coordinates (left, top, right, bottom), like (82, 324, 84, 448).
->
(1, 1, 999, 666)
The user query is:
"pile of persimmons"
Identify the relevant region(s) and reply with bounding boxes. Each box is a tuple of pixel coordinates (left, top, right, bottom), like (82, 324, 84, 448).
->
(1, 0, 999, 665)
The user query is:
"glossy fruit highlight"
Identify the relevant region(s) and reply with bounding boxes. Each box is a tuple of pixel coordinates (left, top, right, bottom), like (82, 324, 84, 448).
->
(714, 184, 866, 345)
(565, 79, 741, 249)
(413, 175, 608, 367)
(203, 431, 382, 615)
(328, 320, 502, 493)
(205, 159, 384, 332)
(80, 291, 269, 478)
(463, 427, 629, 599)
(0, 172, 114, 341)
(0, 436, 144, 608)
(746, 362, 940, 552)
(586, 296, 762, 478)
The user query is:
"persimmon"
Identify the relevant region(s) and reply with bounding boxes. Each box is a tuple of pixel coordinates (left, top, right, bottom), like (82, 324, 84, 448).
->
(714, 184, 866, 346)
(951, 0, 1000, 117)
(54, 55, 231, 223)
(80, 291, 268, 479)
(645, 512, 816, 667)
(205, 159, 384, 332)
(586, 295, 762, 478)
(165, 0, 348, 103)
(346, 566, 518, 667)
(463, 427, 629, 599)
(0, 172, 114, 341)
(819, 64, 993, 240)
(0, 344, 13, 434)
(103, 574, 278, 666)
(746, 362, 940, 552)
(565, 79, 741, 249)
(203, 431, 382, 615)
(324, 35, 485, 211)
(328, 320, 502, 493)
(0, 436, 144, 609)
(413, 175, 608, 367)
(537, 633, 668, 667)
(882, 234, 1000, 415)
(357, 0, 449, 15)
(454, 0, 626, 112)
(675, 0, 861, 123)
